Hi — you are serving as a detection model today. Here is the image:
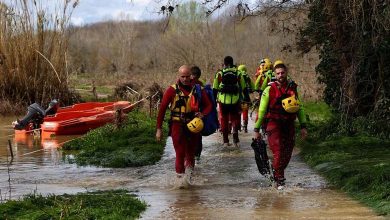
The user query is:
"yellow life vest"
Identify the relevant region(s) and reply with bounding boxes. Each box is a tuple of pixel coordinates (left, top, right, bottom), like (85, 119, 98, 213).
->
(170, 84, 194, 122)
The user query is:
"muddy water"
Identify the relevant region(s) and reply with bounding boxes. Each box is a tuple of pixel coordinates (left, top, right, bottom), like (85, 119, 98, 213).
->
(0, 116, 383, 219)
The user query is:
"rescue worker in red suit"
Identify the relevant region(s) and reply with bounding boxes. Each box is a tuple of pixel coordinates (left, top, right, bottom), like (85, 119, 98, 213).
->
(212, 56, 246, 147)
(253, 62, 308, 189)
(156, 65, 212, 187)
(237, 64, 254, 133)
(252, 58, 273, 123)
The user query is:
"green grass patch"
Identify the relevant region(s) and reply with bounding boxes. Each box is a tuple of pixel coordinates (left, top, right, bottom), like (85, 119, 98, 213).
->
(303, 101, 333, 122)
(0, 190, 146, 220)
(74, 83, 92, 91)
(62, 111, 168, 167)
(299, 103, 390, 216)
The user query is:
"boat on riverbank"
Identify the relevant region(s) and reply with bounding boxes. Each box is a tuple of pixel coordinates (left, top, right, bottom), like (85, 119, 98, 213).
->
(14, 101, 135, 136)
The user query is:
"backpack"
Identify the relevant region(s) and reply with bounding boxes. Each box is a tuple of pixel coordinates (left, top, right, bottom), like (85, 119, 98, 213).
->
(242, 73, 252, 102)
(194, 84, 219, 136)
(220, 69, 239, 94)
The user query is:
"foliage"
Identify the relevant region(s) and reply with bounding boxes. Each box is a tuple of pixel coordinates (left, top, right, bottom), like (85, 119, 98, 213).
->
(300, 134, 390, 216)
(304, 101, 390, 139)
(62, 111, 167, 167)
(300, 101, 390, 215)
(298, 0, 390, 132)
(303, 101, 332, 122)
(169, 1, 208, 31)
(113, 82, 141, 102)
(0, 0, 81, 109)
(65, 2, 321, 102)
(0, 190, 146, 219)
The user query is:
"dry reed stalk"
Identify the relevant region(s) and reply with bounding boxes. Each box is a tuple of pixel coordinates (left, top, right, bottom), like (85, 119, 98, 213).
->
(0, 0, 78, 108)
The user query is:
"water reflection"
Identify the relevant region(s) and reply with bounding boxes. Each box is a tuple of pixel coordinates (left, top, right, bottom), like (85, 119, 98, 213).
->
(1, 116, 79, 163)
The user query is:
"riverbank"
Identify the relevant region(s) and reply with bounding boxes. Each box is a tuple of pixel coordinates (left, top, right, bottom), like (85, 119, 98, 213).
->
(62, 111, 168, 167)
(300, 102, 390, 216)
(0, 190, 146, 219)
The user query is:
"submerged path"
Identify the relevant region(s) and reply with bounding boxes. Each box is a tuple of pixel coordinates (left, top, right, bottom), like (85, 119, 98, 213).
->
(134, 125, 382, 219)
(0, 117, 384, 219)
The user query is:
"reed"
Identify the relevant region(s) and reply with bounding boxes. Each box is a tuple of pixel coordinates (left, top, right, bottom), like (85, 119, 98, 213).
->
(0, 0, 79, 111)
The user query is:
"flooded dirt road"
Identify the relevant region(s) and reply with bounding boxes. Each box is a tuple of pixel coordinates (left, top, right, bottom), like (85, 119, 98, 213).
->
(0, 116, 383, 219)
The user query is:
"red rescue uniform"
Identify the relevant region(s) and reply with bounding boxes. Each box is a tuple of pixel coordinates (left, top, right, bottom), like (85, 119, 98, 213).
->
(254, 80, 307, 182)
(157, 81, 212, 173)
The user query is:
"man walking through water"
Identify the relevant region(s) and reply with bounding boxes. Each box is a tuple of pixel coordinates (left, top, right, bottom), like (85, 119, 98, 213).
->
(253, 62, 307, 189)
(156, 65, 212, 188)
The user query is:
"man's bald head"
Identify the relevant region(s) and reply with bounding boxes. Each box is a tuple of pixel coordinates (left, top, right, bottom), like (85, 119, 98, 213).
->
(178, 65, 191, 85)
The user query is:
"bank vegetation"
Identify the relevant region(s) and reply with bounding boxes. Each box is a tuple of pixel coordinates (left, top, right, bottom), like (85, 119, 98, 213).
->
(0, 0, 321, 115)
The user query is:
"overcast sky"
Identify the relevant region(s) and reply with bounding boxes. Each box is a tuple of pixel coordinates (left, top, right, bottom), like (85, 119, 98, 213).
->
(2, 0, 168, 25)
(70, 0, 262, 25)
(70, 0, 162, 25)
(3, 0, 250, 26)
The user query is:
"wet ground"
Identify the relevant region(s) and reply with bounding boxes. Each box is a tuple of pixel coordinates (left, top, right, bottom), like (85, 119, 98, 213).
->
(0, 116, 384, 219)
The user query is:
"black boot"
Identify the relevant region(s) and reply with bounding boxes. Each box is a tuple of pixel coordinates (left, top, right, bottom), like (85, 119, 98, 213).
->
(243, 122, 248, 133)
(223, 132, 229, 146)
(233, 132, 240, 147)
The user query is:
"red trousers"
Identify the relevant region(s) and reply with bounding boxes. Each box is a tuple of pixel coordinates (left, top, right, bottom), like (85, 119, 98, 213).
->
(219, 103, 240, 143)
(171, 121, 200, 173)
(242, 109, 248, 125)
(266, 120, 295, 181)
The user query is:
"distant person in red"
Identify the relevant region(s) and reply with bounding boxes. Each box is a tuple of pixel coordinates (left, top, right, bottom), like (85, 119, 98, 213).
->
(156, 65, 212, 188)
(190, 66, 205, 162)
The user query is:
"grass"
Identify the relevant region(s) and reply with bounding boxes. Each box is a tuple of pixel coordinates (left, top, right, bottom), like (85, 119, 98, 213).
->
(62, 110, 168, 168)
(303, 101, 333, 122)
(74, 83, 114, 94)
(0, 190, 146, 220)
(69, 72, 145, 102)
(299, 102, 390, 216)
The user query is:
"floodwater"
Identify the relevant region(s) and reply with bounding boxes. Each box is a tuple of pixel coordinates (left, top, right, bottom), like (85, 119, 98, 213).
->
(0, 116, 384, 219)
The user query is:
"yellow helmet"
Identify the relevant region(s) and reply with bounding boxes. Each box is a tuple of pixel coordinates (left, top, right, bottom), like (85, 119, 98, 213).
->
(282, 96, 300, 113)
(259, 58, 271, 65)
(187, 117, 204, 133)
(238, 64, 247, 72)
(261, 64, 272, 73)
(273, 60, 285, 69)
(259, 58, 272, 73)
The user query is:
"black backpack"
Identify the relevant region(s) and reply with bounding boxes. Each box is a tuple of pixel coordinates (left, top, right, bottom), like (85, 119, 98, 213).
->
(220, 69, 239, 94)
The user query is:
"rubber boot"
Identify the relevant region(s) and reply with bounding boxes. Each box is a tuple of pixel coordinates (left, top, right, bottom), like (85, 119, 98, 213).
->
(233, 132, 240, 147)
(243, 121, 248, 133)
(223, 132, 229, 146)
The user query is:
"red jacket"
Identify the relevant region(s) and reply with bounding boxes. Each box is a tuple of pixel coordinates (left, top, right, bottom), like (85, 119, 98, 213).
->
(265, 82, 298, 121)
(156, 80, 213, 129)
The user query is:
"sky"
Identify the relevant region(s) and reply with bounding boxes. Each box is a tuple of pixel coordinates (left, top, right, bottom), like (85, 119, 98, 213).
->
(70, 0, 161, 25)
(2, 0, 256, 26)
(2, 0, 168, 25)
